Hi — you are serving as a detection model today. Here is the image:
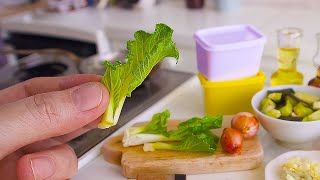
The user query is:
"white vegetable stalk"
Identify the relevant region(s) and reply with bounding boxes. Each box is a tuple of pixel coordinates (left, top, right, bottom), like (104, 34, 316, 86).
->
(123, 134, 170, 147)
(98, 97, 126, 129)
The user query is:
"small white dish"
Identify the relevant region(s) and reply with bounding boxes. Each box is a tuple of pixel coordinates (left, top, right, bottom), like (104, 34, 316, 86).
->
(265, 150, 320, 180)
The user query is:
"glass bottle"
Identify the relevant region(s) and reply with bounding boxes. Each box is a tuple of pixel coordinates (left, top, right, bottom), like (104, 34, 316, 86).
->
(308, 33, 320, 88)
(270, 27, 304, 86)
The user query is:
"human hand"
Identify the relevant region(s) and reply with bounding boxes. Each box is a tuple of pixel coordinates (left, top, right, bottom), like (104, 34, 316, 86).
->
(0, 74, 109, 180)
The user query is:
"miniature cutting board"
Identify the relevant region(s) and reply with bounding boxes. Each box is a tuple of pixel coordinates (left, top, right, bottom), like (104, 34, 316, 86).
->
(102, 120, 263, 179)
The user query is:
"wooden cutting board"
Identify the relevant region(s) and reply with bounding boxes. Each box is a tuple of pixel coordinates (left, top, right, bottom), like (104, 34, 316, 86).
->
(102, 120, 263, 179)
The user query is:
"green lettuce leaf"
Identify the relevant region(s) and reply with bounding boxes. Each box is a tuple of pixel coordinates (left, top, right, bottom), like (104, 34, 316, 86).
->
(98, 24, 179, 129)
(122, 110, 171, 147)
(169, 115, 223, 140)
(143, 131, 217, 153)
(140, 109, 170, 135)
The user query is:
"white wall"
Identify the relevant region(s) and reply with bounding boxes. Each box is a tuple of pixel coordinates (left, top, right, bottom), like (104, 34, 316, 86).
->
(242, 0, 320, 9)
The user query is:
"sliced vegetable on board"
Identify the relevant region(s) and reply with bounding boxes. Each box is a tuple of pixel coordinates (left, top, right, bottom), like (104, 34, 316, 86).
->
(121, 109, 223, 153)
(143, 131, 218, 153)
(122, 110, 171, 147)
(123, 111, 223, 148)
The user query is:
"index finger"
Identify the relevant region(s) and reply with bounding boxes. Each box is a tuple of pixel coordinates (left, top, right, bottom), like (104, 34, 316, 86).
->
(0, 74, 102, 105)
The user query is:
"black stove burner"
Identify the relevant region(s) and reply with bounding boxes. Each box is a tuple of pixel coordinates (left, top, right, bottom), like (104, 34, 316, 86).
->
(67, 69, 194, 157)
(17, 62, 68, 81)
(0, 54, 79, 89)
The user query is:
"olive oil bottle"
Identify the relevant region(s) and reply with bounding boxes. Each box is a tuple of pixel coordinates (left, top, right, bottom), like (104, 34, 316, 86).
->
(270, 28, 304, 86)
(270, 48, 303, 85)
(308, 33, 320, 88)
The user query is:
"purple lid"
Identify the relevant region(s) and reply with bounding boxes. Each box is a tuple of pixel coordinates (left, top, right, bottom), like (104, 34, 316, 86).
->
(193, 24, 266, 51)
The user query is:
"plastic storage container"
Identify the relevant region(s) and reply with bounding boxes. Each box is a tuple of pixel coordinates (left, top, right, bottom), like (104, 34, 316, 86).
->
(198, 70, 266, 115)
(194, 24, 266, 81)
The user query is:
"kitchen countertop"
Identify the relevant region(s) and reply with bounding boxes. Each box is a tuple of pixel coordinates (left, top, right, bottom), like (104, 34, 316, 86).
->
(73, 75, 320, 180)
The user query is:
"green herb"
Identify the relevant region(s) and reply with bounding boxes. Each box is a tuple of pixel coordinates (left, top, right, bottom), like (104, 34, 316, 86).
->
(122, 110, 171, 147)
(98, 24, 179, 128)
(169, 115, 223, 141)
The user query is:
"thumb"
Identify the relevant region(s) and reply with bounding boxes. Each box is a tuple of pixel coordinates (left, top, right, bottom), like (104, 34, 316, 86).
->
(0, 82, 109, 159)
(16, 144, 78, 180)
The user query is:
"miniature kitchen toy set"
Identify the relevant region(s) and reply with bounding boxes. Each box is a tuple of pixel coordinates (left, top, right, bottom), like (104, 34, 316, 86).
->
(95, 24, 320, 180)
(2, 15, 320, 178)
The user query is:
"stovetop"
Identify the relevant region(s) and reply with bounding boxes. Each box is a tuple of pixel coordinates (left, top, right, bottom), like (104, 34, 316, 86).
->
(67, 69, 194, 157)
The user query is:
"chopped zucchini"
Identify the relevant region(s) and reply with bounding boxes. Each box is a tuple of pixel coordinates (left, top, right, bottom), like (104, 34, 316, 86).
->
(279, 100, 293, 117)
(260, 89, 320, 121)
(312, 101, 320, 110)
(294, 92, 320, 104)
(261, 98, 276, 112)
(265, 109, 281, 118)
(303, 110, 320, 121)
(267, 93, 282, 103)
(286, 96, 298, 106)
(260, 98, 269, 107)
(293, 103, 313, 117)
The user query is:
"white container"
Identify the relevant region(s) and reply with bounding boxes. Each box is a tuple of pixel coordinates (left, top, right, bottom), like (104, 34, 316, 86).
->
(193, 24, 266, 81)
(265, 151, 320, 180)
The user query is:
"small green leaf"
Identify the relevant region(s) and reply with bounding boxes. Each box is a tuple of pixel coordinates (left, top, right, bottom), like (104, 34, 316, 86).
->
(173, 133, 216, 153)
(145, 132, 217, 153)
(141, 110, 170, 136)
(169, 115, 223, 140)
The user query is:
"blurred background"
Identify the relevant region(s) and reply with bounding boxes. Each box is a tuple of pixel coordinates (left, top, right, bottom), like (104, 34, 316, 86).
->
(0, 0, 320, 89)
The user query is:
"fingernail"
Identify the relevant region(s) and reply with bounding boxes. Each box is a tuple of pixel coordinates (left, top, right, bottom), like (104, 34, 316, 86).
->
(30, 155, 55, 180)
(72, 83, 102, 111)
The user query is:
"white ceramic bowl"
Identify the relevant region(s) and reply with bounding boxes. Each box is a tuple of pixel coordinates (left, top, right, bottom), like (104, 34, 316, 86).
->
(251, 85, 320, 144)
(265, 151, 320, 180)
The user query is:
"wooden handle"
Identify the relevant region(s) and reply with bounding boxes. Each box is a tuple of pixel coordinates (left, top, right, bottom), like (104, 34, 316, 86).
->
(136, 174, 175, 180)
